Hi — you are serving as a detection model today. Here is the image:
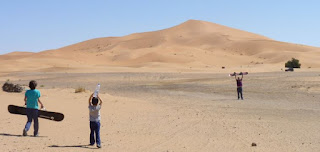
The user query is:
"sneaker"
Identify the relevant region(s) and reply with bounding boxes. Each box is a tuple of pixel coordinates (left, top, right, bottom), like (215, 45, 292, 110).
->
(97, 144, 101, 148)
(34, 133, 39, 137)
(89, 143, 94, 146)
(23, 129, 27, 136)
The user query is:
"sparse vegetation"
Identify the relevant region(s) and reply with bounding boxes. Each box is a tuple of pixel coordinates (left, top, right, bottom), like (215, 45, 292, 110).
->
(2, 82, 24, 93)
(285, 58, 301, 68)
(40, 85, 44, 87)
(75, 87, 86, 93)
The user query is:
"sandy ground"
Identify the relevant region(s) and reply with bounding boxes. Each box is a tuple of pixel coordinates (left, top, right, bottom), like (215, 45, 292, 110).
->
(0, 70, 320, 152)
(1, 19, 319, 152)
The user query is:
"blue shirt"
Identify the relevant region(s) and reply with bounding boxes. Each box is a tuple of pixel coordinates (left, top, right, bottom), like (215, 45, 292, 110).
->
(25, 89, 41, 109)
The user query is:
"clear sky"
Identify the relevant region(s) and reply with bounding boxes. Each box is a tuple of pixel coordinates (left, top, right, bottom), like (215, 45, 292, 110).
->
(1, 0, 319, 54)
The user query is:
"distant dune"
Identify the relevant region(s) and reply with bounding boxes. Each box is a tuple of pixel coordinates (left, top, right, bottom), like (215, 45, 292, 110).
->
(0, 52, 34, 59)
(1, 20, 320, 73)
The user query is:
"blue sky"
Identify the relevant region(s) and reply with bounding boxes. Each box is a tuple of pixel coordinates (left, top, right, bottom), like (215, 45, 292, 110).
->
(1, 0, 319, 54)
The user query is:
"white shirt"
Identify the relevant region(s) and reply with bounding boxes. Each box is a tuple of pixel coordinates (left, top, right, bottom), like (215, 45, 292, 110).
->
(89, 105, 101, 122)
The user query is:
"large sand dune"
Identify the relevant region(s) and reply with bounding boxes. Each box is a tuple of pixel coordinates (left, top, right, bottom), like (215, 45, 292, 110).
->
(1, 20, 320, 151)
(1, 20, 320, 73)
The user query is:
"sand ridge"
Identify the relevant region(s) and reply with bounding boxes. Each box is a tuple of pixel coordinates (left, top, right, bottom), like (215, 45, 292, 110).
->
(0, 19, 320, 151)
(1, 20, 319, 73)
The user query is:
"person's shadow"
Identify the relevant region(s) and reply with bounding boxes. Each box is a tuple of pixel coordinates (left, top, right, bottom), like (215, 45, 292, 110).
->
(0, 133, 47, 137)
(49, 145, 98, 149)
(0, 133, 98, 149)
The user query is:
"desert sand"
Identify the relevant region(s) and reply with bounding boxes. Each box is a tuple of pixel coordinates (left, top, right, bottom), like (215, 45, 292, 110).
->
(1, 71, 320, 152)
(0, 20, 320, 74)
(0, 20, 320, 151)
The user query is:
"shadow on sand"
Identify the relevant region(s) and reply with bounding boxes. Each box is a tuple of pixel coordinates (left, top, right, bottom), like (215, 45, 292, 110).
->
(49, 145, 98, 149)
(0, 133, 47, 138)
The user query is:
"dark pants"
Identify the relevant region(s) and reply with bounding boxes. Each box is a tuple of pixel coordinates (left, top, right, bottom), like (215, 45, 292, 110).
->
(90, 121, 101, 145)
(24, 108, 39, 135)
(237, 87, 243, 99)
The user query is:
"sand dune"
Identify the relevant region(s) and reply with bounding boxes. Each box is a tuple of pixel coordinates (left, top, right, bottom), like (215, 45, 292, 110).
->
(1, 20, 320, 152)
(1, 19, 320, 73)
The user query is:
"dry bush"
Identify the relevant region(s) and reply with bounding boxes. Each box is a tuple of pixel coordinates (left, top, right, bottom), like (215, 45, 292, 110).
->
(75, 87, 86, 93)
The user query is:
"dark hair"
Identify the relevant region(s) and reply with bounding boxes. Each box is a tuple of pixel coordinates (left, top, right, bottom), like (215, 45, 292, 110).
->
(29, 80, 37, 90)
(92, 97, 98, 105)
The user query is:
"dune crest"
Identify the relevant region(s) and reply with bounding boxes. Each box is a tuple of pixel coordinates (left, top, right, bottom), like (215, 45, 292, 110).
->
(1, 19, 319, 72)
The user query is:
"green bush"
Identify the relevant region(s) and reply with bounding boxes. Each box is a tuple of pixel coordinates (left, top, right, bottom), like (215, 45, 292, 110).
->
(285, 58, 301, 68)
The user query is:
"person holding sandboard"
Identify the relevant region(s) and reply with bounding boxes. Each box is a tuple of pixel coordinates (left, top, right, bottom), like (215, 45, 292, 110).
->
(234, 72, 244, 100)
(23, 80, 44, 136)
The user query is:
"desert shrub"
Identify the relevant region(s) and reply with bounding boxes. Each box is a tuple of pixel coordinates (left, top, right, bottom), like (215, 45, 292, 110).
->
(2, 82, 24, 93)
(75, 87, 85, 93)
(285, 58, 301, 68)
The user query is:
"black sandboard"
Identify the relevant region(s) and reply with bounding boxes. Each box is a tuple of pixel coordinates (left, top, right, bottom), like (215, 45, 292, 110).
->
(229, 72, 248, 76)
(8, 105, 64, 121)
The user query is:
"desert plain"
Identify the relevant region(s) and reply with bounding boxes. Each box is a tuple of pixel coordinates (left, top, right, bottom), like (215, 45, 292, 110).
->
(0, 20, 320, 152)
